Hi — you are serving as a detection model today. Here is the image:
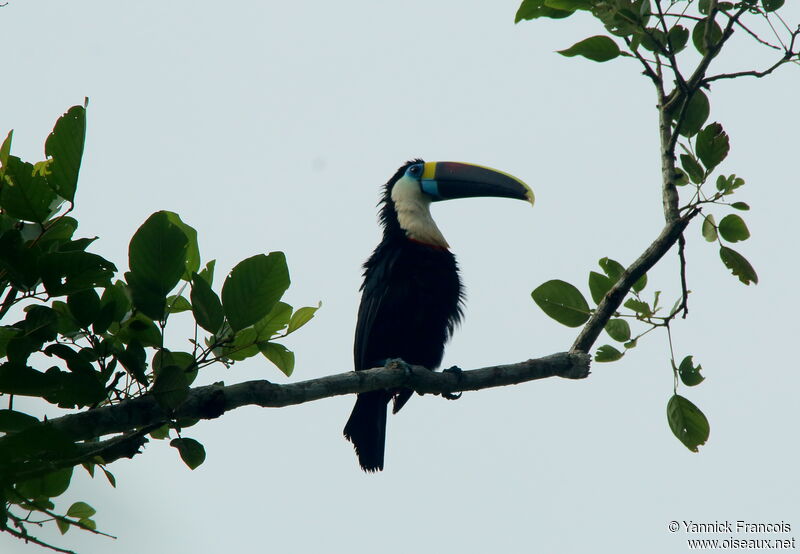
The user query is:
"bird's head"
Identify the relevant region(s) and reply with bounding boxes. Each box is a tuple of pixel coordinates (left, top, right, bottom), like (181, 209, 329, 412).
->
(380, 159, 533, 248)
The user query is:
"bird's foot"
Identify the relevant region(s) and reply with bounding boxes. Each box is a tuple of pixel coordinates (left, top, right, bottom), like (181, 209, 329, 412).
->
(441, 365, 463, 400)
(385, 358, 412, 377)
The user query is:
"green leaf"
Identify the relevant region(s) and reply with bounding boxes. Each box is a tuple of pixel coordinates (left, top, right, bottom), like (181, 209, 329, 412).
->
(588, 271, 613, 305)
(667, 24, 689, 53)
(150, 365, 189, 410)
(0, 327, 18, 359)
(0, 229, 42, 290)
(730, 202, 750, 211)
(16, 467, 74, 499)
(94, 281, 130, 334)
(57, 517, 70, 535)
(43, 344, 93, 373)
(117, 313, 162, 348)
(558, 35, 621, 62)
(116, 342, 147, 385)
(170, 438, 206, 470)
(605, 318, 631, 342)
(153, 350, 195, 379)
(0, 364, 48, 398)
(680, 153, 705, 184)
(66, 501, 96, 519)
(128, 211, 189, 298)
(259, 342, 295, 376)
(696, 123, 729, 171)
(673, 168, 689, 187)
(1, 156, 58, 222)
(676, 90, 710, 138)
(0, 129, 12, 169)
(716, 174, 745, 194)
(190, 273, 224, 333)
(624, 298, 652, 316)
(718, 214, 750, 242)
(79, 518, 96, 531)
(67, 288, 101, 328)
(223, 328, 259, 361)
(691, 18, 723, 55)
(595, 344, 623, 362)
(254, 301, 293, 339)
(0, 409, 40, 432)
(545, 0, 591, 8)
(39, 216, 78, 247)
(701, 214, 718, 242)
(125, 271, 167, 321)
(221, 252, 290, 331)
(667, 394, 709, 452)
(286, 302, 321, 335)
(150, 424, 171, 440)
(198, 259, 216, 286)
(531, 279, 591, 327)
(719, 246, 758, 285)
(515, 0, 574, 21)
(598, 257, 624, 282)
(39, 251, 116, 297)
(166, 295, 192, 314)
(762, 0, 784, 12)
(25, 305, 59, 342)
(44, 105, 86, 203)
(163, 211, 200, 280)
(677, 355, 704, 387)
(101, 466, 116, 488)
(640, 27, 666, 52)
(632, 272, 647, 293)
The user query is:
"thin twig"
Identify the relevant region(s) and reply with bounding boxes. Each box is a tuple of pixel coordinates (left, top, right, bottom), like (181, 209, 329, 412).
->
(3, 523, 78, 554)
(623, 36, 661, 85)
(677, 233, 689, 319)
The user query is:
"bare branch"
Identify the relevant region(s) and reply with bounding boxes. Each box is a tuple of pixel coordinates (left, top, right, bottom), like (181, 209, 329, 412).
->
(725, 13, 783, 50)
(706, 49, 799, 83)
(623, 36, 662, 86)
(677, 233, 689, 319)
(0, 353, 590, 454)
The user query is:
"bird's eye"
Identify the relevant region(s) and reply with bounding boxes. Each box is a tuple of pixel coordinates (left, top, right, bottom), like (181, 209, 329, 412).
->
(407, 164, 422, 177)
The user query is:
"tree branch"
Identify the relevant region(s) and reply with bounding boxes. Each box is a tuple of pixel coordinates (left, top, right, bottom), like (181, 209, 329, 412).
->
(570, 211, 699, 353)
(2, 353, 590, 455)
(10, 427, 156, 483)
(705, 50, 799, 82)
(2, 524, 77, 554)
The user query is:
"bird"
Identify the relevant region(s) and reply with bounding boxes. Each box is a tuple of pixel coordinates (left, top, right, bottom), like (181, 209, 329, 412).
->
(343, 159, 533, 472)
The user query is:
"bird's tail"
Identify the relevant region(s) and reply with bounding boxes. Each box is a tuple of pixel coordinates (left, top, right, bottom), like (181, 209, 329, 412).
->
(343, 391, 389, 472)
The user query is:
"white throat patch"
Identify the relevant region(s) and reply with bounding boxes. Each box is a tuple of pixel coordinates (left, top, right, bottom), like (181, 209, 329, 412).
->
(390, 175, 449, 249)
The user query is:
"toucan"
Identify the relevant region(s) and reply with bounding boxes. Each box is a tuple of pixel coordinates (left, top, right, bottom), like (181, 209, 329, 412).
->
(343, 159, 533, 472)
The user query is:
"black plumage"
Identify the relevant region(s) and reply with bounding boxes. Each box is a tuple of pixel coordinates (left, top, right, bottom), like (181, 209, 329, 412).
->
(343, 161, 464, 472)
(343, 159, 531, 472)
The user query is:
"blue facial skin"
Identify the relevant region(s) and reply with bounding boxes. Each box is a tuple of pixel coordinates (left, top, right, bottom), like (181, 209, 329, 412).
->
(404, 163, 441, 200)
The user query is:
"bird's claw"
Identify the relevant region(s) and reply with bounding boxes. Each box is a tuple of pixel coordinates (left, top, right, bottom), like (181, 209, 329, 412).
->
(385, 358, 412, 377)
(441, 365, 463, 400)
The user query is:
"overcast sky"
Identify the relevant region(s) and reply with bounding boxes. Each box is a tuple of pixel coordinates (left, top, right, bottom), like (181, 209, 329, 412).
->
(2, 1, 799, 553)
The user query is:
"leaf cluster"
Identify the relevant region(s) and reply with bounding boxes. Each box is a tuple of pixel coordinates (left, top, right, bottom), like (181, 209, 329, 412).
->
(516, 0, 792, 455)
(0, 106, 318, 548)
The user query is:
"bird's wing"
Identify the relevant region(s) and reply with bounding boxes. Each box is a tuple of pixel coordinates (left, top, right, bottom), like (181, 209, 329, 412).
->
(353, 245, 399, 371)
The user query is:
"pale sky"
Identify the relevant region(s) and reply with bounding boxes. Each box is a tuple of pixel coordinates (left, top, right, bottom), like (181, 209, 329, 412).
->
(2, 1, 799, 553)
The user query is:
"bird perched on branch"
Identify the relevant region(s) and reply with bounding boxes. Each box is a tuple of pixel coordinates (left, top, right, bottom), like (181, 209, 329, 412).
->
(343, 159, 533, 472)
